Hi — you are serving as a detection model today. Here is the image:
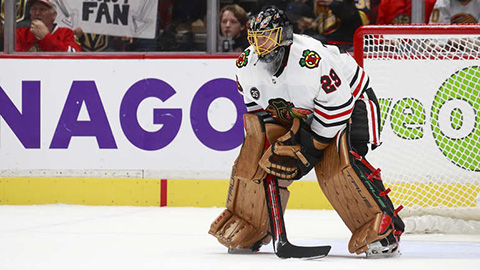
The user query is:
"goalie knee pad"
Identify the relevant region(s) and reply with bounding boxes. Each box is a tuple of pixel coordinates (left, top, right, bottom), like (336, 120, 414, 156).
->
(315, 127, 404, 255)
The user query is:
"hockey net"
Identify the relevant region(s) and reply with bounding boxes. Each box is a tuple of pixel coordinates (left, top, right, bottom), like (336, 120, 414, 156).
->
(353, 25, 480, 234)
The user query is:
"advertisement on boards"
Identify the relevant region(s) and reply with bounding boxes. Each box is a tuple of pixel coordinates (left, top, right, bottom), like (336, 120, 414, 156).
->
(0, 58, 245, 178)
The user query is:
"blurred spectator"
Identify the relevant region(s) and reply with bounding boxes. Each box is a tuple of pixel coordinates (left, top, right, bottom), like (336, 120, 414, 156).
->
(169, 0, 206, 51)
(377, 0, 437, 24)
(156, 0, 177, 51)
(172, 0, 206, 22)
(219, 4, 249, 52)
(369, 0, 380, 24)
(1, 0, 30, 51)
(290, 0, 369, 52)
(158, 0, 174, 30)
(153, 0, 206, 51)
(122, 7, 162, 52)
(73, 28, 121, 52)
(429, 0, 479, 24)
(247, 0, 291, 15)
(123, 37, 158, 52)
(285, 0, 316, 34)
(352, 0, 371, 25)
(1, 0, 30, 27)
(16, 0, 80, 52)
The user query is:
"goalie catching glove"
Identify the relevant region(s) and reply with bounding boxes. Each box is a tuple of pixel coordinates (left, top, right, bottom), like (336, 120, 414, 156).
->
(259, 118, 330, 180)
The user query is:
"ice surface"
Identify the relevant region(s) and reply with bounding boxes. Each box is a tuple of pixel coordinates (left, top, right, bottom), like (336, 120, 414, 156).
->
(1, 205, 479, 270)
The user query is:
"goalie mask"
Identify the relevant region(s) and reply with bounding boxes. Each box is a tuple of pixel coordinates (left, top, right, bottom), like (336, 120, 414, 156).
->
(248, 6, 293, 63)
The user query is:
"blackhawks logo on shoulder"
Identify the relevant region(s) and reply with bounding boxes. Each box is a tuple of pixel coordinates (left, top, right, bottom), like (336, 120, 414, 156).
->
(236, 49, 250, 68)
(299, 49, 321, 69)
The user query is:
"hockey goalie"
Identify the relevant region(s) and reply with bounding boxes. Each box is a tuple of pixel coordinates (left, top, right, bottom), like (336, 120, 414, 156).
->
(209, 5, 405, 258)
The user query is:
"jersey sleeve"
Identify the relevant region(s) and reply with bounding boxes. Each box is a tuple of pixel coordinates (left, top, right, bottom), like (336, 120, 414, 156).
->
(429, 0, 450, 24)
(245, 100, 274, 123)
(16, 28, 31, 52)
(310, 55, 355, 140)
(38, 28, 81, 52)
(375, 0, 389, 24)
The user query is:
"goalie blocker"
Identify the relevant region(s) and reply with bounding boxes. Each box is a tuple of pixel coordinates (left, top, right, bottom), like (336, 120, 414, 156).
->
(209, 114, 404, 256)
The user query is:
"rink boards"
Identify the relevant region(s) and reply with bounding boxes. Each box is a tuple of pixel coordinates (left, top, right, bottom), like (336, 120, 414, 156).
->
(0, 55, 332, 208)
(0, 55, 478, 209)
(0, 177, 332, 209)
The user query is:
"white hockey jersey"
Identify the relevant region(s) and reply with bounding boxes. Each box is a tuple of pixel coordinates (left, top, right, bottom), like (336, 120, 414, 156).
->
(429, 0, 480, 24)
(235, 34, 377, 143)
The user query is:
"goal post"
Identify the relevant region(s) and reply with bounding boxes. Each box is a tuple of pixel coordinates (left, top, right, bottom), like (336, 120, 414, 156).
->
(353, 25, 480, 233)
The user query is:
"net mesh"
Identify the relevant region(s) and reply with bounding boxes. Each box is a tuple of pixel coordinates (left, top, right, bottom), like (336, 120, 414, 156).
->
(356, 26, 480, 225)
(364, 35, 480, 61)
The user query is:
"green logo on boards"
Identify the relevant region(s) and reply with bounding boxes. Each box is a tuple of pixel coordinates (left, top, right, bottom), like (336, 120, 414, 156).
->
(379, 66, 480, 171)
(431, 66, 480, 171)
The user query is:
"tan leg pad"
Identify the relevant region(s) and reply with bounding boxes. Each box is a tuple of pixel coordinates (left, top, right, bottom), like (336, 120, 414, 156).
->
(315, 131, 386, 254)
(233, 114, 268, 182)
(209, 114, 289, 250)
(209, 209, 269, 249)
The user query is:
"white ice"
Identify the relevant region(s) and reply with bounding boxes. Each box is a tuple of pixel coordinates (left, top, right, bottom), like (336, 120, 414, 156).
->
(1, 205, 479, 270)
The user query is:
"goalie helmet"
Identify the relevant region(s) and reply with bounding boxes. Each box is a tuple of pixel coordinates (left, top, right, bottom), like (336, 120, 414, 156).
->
(248, 6, 293, 62)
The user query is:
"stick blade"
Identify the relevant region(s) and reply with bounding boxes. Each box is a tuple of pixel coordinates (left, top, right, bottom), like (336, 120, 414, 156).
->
(275, 242, 331, 259)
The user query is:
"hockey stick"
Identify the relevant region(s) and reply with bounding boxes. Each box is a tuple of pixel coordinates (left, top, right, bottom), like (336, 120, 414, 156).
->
(263, 175, 331, 259)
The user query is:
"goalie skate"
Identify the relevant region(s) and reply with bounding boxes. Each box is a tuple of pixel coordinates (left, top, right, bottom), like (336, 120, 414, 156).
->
(227, 238, 268, 254)
(365, 233, 400, 258)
